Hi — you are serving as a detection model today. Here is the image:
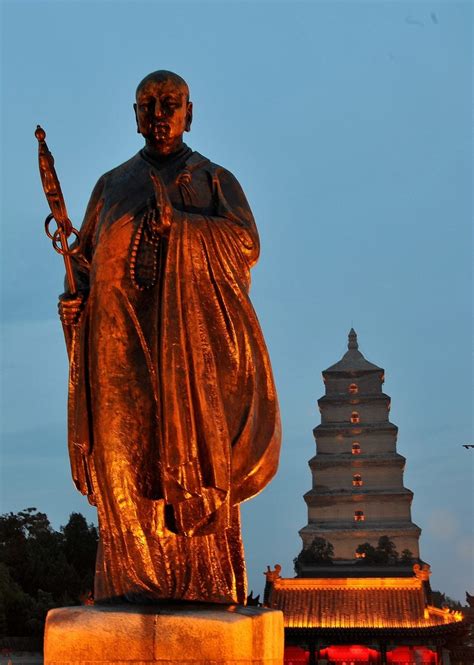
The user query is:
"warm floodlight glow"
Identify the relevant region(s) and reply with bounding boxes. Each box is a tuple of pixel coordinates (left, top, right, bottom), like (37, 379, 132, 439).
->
(271, 577, 464, 629)
(352, 442, 361, 454)
(353, 473, 363, 486)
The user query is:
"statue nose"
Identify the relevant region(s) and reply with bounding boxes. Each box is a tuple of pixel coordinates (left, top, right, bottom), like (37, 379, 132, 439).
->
(154, 100, 164, 117)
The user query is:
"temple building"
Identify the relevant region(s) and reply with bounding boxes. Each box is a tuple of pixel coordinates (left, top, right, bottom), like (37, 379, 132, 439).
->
(265, 330, 468, 663)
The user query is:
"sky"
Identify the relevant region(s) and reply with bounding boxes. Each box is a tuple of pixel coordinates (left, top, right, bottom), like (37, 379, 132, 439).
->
(1, 0, 472, 603)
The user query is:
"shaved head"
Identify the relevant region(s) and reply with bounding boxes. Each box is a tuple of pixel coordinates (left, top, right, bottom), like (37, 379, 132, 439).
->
(134, 70, 193, 155)
(136, 70, 190, 101)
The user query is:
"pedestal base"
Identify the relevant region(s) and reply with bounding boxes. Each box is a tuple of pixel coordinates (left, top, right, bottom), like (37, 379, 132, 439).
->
(44, 603, 284, 665)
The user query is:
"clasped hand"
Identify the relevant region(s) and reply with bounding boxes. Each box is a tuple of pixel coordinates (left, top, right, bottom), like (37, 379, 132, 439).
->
(148, 170, 174, 236)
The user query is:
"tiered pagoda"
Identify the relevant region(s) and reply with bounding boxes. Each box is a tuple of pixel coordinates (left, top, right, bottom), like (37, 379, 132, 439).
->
(298, 328, 421, 575)
(265, 330, 468, 663)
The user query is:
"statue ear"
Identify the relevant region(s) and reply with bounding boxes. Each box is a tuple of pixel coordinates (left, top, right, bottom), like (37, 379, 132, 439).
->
(133, 103, 140, 133)
(185, 102, 193, 132)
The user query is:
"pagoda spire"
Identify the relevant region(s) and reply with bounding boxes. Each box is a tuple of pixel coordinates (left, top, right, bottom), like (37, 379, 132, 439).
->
(324, 329, 382, 374)
(348, 328, 358, 350)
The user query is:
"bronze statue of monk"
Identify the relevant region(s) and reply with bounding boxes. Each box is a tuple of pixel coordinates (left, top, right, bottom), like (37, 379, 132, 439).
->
(59, 70, 281, 605)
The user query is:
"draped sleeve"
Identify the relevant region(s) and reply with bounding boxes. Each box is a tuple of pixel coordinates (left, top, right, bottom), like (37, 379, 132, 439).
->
(158, 164, 281, 535)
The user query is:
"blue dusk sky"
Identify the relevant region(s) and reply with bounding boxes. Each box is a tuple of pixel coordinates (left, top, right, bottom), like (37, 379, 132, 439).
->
(1, 1, 472, 602)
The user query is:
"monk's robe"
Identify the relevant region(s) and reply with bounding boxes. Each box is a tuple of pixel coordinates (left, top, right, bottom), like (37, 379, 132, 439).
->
(66, 144, 281, 604)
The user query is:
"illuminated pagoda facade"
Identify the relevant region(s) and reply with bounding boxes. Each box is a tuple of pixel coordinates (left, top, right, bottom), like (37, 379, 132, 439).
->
(298, 328, 421, 575)
(265, 331, 468, 663)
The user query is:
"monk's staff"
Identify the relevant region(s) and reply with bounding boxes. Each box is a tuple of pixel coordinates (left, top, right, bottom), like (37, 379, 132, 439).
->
(35, 125, 81, 295)
(35, 127, 93, 499)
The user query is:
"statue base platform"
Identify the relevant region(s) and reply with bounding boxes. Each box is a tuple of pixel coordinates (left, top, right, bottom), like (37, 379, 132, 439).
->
(44, 603, 284, 665)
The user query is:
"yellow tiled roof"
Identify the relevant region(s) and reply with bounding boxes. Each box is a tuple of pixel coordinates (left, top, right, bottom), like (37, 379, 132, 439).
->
(269, 577, 463, 630)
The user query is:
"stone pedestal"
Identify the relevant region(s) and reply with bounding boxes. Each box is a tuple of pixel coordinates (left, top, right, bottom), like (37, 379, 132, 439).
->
(44, 603, 284, 665)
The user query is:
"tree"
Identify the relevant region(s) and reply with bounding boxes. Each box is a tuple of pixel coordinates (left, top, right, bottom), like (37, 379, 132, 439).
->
(294, 537, 334, 574)
(400, 548, 414, 564)
(0, 595, 6, 638)
(355, 542, 377, 563)
(0, 507, 60, 596)
(62, 513, 98, 596)
(355, 536, 401, 565)
(0, 562, 34, 636)
(0, 508, 99, 637)
(24, 590, 56, 636)
(15, 510, 78, 601)
(376, 535, 398, 564)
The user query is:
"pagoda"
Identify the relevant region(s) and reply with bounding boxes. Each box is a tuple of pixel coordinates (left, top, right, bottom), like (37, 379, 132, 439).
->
(264, 330, 468, 662)
(298, 328, 421, 575)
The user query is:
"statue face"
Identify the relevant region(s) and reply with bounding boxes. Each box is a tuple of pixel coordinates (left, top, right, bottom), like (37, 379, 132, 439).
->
(134, 77, 192, 155)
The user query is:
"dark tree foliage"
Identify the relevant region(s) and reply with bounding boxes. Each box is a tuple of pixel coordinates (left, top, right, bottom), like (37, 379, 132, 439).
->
(355, 536, 414, 565)
(400, 548, 415, 564)
(294, 537, 334, 575)
(61, 512, 98, 597)
(355, 542, 378, 562)
(0, 508, 98, 637)
(376, 535, 399, 564)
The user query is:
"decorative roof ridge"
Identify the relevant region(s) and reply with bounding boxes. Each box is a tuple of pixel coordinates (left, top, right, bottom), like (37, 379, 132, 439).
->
(426, 605, 464, 623)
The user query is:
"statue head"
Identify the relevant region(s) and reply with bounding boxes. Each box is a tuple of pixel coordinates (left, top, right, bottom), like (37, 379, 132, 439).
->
(134, 70, 193, 155)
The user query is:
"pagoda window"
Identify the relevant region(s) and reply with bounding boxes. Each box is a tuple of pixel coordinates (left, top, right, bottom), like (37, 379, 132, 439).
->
(352, 443, 361, 454)
(348, 383, 358, 394)
(351, 411, 360, 423)
(352, 474, 362, 487)
(354, 510, 365, 522)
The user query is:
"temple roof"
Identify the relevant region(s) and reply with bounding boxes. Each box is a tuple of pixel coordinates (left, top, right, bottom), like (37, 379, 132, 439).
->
(268, 577, 463, 630)
(323, 329, 383, 375)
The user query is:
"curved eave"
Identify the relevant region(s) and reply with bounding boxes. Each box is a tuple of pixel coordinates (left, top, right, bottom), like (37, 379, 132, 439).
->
(308, 453, 406, 468)
(299, 523, 422, 534)
(318, 393, 391, 407)
(322, 366, 383, 378)
(304, 488, 414, 505)
(314, 422, 398, 437)
(298, 521, 422, 540)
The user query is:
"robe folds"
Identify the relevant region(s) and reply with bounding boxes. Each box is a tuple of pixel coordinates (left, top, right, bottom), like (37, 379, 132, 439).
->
(67, 145, 281, 604)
